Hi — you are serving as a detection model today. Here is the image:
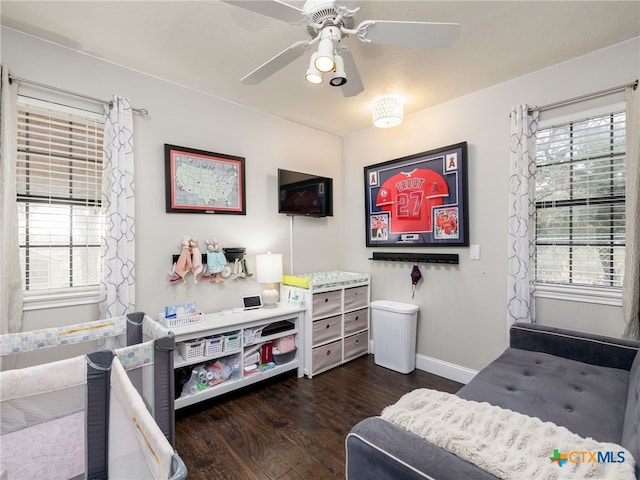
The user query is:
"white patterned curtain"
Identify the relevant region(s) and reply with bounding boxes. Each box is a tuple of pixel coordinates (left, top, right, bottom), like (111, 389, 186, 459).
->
(100, 95, 135, 318)
(507, 105, 539, 326)
(0, 66, 23, 334)
(623, 85, 640, 340)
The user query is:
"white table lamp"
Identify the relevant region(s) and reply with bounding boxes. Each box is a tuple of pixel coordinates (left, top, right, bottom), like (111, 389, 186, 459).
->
(256, 252, 283, 308)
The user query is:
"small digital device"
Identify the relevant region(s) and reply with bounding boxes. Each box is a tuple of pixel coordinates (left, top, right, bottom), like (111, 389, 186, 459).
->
(242, 295, 263, 310)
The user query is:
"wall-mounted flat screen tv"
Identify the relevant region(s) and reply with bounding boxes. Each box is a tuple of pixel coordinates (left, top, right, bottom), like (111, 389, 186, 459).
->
(278, 168, 333, 217)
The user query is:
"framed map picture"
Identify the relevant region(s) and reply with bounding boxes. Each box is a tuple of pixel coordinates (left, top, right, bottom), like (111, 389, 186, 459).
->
(364, 142, 469, 247)
(164, 144, 246, 214)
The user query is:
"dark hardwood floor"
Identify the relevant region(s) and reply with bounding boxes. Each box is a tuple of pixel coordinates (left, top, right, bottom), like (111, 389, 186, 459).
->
(175, 354, 463, 480)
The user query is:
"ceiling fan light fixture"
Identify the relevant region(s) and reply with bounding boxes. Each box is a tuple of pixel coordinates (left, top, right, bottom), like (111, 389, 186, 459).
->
(372, 96, 404, 128)
(305, 52, 324, 84)
(329, 54, 347, 86)
(315, 38, 336, 72)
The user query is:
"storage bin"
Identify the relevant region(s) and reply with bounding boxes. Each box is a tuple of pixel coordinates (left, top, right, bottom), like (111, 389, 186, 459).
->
(273, 347, 297, 365)
(344, 286, 368, 311)
(312, 340, 342, 374)
(312, 315, 341, 347)
(178, 339, 205, 361)
(344, 308, 368, 336)
(204, 336, 224, 356)
(344, 331, 368, 360)
(157, 310, 204, 328)
(224, 332, 241, 352)
(273, 335, 295, 354)
(312, 290, 341, 319)
(243, 327, 263, 344)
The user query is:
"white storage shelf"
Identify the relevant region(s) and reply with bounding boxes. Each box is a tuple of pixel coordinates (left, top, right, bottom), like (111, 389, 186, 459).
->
(153, 304, 305, 410)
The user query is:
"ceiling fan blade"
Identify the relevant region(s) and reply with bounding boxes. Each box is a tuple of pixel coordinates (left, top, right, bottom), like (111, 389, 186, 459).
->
(223, 0, 303, 24)
(356, 20, 460, 48)
(241, 41, 311, 85)
(339, 49, 364, 97)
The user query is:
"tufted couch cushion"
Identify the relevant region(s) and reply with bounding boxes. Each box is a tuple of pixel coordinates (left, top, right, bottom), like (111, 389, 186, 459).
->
(457, 348, 630, 444)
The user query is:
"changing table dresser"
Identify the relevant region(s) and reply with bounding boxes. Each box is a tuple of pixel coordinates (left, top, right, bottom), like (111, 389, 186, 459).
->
(281, 271, 370, 378)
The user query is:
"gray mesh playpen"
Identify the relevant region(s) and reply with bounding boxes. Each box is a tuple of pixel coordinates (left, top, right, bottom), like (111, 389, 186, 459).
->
(0, 312, 186, 479)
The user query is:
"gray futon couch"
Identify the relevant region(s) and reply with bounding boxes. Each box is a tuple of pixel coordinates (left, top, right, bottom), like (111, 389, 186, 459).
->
(346, 322, 640, 479)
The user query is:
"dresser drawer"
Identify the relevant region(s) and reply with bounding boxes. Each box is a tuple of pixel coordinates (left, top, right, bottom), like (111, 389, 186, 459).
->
(344, 308, 368, 336)
(312, 315, 341, 347)
(312, 290, 342, 319)
(344, 286, 368, 311)
(312, 340, 342, 374)
(344, 331, 368, 360)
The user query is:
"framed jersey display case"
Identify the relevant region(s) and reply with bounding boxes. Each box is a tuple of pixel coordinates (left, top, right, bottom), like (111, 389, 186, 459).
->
(364, 142, 469, 247)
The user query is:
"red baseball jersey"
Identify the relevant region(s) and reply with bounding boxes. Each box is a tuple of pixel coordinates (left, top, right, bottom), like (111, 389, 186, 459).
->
(376, 169, 449, 233)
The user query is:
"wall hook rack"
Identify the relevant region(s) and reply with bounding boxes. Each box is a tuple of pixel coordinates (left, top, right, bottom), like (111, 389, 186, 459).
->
(368, 252, 459, 265)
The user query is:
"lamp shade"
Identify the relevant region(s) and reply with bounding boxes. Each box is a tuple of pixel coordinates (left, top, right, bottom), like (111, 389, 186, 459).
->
(256, 252, 283, 284)
(372, 96, 404, 128)
(256, 252, 283, 308)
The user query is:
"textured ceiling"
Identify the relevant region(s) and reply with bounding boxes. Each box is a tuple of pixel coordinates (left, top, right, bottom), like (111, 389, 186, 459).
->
(1, 1, 639, 136)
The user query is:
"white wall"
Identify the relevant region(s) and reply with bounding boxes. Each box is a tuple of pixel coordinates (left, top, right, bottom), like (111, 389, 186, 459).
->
(2, 27, 343, 331)
(341, 38, 640, 372)
(3, 26, 639, 376)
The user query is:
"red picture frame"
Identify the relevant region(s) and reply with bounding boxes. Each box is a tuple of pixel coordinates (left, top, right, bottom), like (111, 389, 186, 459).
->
(164, 144, 246, 215)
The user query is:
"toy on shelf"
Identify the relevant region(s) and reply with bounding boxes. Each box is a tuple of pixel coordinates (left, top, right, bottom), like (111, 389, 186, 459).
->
(190, 238, 203, 282)
(205, 240, 227, 284)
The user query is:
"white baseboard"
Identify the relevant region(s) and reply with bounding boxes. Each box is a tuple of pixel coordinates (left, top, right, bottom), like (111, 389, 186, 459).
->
(415, 354, 477, 385)
(370, 340, 477, 385)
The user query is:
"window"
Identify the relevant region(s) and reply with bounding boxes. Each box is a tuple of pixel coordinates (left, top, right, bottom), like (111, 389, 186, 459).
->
(534, 108, 626, 302)
(16, 97, 104, 309)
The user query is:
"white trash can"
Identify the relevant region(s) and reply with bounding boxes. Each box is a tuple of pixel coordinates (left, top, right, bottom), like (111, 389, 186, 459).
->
(370, 300, 419, 374)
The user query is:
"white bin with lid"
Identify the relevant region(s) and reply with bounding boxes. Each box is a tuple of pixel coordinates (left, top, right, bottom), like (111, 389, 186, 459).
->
(370, 300, 419, 374)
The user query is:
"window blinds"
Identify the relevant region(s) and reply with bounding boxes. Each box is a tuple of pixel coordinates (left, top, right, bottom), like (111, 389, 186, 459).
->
(16, 97, 105, 293)
(535, 110, 626, 288)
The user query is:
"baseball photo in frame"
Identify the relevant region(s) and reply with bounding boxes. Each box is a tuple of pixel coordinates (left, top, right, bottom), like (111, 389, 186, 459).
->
(364, 142, 469, 247)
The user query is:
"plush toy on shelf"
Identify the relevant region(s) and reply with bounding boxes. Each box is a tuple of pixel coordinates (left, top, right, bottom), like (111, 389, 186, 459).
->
(205, 240, 227, 284)
(190, 238, 203, 283)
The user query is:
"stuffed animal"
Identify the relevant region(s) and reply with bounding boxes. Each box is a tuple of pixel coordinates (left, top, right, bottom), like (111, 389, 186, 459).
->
(206, 240, 227, 284)
(190, 238, 203, 282)
(173, 238, 192, 284)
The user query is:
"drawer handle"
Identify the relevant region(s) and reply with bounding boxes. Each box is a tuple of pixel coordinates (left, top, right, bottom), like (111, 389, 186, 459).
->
(355, 340, 359, 345)
(324, 298, 329, 303)
(326, 324, 330, 329)
(355, 316, 359, 321)
(326, 350, 331, 356)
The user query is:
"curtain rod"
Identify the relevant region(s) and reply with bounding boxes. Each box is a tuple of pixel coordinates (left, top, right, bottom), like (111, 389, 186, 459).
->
(8, 74, 149, 116)
(530, 79, 638, 114)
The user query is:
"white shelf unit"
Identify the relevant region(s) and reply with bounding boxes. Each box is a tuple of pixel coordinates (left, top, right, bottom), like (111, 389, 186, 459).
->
(280, 271, 370, 378)
(155, 304, 304, 410)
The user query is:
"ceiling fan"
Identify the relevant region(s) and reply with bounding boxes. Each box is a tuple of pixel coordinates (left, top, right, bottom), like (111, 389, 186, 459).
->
(223, 0, 460, 97)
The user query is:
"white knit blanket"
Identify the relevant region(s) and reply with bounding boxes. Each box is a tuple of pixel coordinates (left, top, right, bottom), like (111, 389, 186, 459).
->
(381, 389, 636, 480)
